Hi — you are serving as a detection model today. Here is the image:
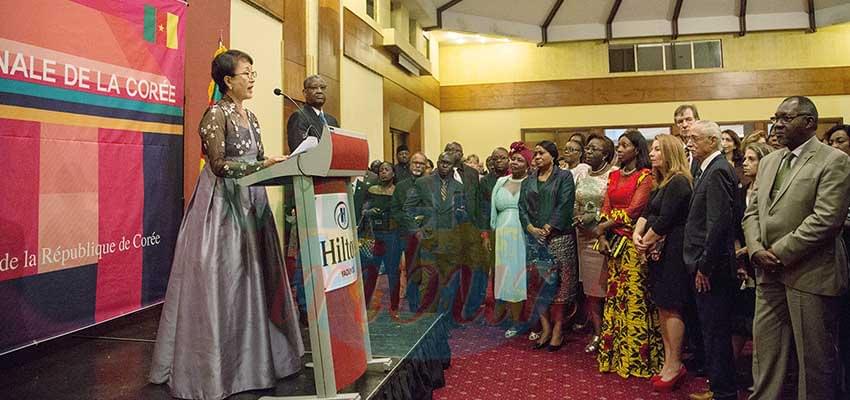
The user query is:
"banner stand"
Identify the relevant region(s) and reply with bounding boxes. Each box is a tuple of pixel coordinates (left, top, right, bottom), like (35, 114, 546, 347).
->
(239, 127, 387, 400)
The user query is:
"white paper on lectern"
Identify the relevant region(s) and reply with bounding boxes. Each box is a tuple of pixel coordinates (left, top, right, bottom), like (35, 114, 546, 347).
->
(290, 136, 318, 157)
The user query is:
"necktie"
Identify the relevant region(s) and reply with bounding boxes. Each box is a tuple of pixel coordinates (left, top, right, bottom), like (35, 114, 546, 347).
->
(770, 152, 795, 199)
(319, 112, 328, 126)
(694, 168, 703, 183)
(440, 179, 448, 201)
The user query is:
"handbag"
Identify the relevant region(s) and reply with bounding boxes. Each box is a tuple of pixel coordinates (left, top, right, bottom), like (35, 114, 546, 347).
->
(647, 236, 666, 262)
(357, 215, 376, 260)
(592, 232, 629, 258)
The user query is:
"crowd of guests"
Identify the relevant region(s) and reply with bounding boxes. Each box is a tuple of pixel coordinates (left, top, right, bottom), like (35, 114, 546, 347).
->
(354, 98, 850, 400)
(151, 50, 850, 400)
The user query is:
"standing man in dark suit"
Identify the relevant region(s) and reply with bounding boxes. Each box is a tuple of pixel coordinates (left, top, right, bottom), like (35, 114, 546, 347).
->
(285, 74, 339, 153)
(392, 152, 428, 312)
(404, 152, 469, 314)
(394, 145, 412, 184)
(684, 120, 739, 400)
(674, 104, 705, 380)
(744, 96, 850, 400)
(444, 142, 491, 321)
(479, 147, 509, 318)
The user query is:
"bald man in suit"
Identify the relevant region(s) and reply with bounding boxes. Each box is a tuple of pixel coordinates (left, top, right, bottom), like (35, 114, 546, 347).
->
(744, 96, 850, 400)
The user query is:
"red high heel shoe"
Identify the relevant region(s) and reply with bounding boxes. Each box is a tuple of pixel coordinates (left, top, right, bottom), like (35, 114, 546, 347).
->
(652, 365, 687, 392)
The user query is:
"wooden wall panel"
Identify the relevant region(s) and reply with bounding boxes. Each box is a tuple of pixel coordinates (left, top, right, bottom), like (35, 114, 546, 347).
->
(282, 0, 306, 153)
(244, 0, 283, 21)
(343, 8, 440, 108)
(441, 66, 850, 112)
(283, 0, 306, 101)
(318, 0, 341, 81)
(383, 78, 423, 161)
(319, 0, 341, 121)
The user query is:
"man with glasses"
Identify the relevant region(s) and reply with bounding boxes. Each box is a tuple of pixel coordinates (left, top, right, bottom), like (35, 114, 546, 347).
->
(392, 152, 429, 313)
(674, 104, 707, 387)
(684, 120, 740, 400)
(744, 96, 850, 400)
(286, 74, 339, 153)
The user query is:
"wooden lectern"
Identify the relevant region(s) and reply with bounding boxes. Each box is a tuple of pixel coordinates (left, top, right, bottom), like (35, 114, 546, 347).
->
(238, 126, 388, 400)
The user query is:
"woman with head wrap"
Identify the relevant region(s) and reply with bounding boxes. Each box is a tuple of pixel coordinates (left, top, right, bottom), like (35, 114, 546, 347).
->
(492, 142, 533, 338)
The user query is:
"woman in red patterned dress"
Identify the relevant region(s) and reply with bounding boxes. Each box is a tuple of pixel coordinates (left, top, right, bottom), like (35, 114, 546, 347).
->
(595, 129, 663, 378)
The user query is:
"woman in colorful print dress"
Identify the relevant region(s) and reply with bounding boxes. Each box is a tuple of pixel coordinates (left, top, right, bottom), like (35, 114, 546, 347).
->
(595, 129, 662, 378)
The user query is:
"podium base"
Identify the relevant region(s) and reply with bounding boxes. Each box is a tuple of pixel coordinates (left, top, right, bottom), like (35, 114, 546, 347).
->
(258, 394, 360, 400)
(306, 357, 392, 372)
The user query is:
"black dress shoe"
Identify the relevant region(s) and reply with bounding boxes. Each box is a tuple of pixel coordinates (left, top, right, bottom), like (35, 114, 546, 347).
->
(547, 336, 564, 352)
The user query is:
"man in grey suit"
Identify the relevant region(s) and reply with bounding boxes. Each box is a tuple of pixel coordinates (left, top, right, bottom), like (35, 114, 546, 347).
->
(444, 142, 491, 320)
(404, 152, 470, 314)
(744, 96, 850, 400)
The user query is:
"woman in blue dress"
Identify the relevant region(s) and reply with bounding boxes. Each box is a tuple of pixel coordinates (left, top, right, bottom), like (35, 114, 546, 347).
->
(491, 142, 533, 338)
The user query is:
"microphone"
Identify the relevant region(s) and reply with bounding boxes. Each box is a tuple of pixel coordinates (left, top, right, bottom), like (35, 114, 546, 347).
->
(274, 88, 306, 115)
(274, 88, 313, 156)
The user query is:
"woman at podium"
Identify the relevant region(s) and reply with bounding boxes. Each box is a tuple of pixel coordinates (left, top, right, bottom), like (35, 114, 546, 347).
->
(150, 49, 304, 400)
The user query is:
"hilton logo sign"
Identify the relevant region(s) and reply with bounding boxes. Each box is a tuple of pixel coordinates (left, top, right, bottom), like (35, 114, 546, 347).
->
(315, 194, 358, 292)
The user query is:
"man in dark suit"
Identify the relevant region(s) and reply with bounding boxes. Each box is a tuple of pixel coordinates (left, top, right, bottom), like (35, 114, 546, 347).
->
(744, 97, 850, 400)
(404, 152, 469, 314)
(394, 145, 412, 184)
(391, 152, 428, 313)
(444, 142, 491, 321)
(683, 120, 739, 400)
(285, 74, 339, 153)
(676, 104, 706, 380)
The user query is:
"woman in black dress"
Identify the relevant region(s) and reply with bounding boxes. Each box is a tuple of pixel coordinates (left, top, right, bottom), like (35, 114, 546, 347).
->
(633, 134, 693, 391)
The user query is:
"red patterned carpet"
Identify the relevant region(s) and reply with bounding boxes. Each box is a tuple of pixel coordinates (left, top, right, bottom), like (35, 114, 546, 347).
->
(434, 324, 720, 400)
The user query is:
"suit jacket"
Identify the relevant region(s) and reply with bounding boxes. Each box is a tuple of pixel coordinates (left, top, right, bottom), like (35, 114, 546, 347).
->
(403, 174, 469, 231)
(457, 164, 486, 231)
(519, 167, 575, 235)
(684, 155, 739, 279)
(285, 107, 339, 152)
(391, 177, 418, 234)
(743, 137, 850, 296)
(479, 171, 502, 228)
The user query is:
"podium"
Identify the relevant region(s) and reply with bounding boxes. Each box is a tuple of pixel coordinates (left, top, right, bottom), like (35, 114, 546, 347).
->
(238, 126, 387, 400)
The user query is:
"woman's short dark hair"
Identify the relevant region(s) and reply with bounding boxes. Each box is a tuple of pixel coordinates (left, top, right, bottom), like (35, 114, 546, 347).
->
(619, 129, 651, 170)
(537, 140, 559, 161)
(212, 49, 254, 95)
(826, 124, 850, 141)
(587, 134, 616, 164)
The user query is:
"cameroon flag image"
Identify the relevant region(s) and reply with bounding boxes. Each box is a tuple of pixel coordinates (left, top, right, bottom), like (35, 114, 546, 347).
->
(143, 4, 179, 49)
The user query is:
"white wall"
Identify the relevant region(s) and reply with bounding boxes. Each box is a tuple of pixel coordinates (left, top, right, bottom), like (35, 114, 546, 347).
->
(341, 58, 384, 162)
(423, 102, 441, 161)
(230, 0, 285, 239)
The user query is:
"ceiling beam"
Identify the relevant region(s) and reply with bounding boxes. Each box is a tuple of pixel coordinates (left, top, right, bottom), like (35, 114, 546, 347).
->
(738, 0, 747, 36)
(671, 0, 684, 40)
(423, 0, 464, 31)
(807, 0, 817, 33)
(538, 0, 565, 47)
(605, 0, 623, 43)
